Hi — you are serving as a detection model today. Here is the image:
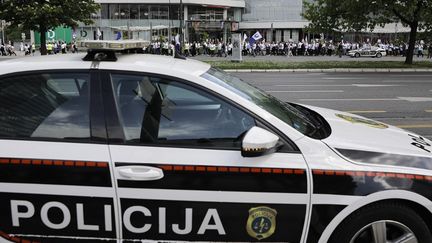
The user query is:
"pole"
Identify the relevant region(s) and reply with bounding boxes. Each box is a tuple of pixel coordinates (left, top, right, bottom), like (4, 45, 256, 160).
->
(150, 21, 152, 41)
(179, 0, 183, 45)
(1, 0, 5, 44)
(168, 0, 171, 43)
(1, 21, 4, 45)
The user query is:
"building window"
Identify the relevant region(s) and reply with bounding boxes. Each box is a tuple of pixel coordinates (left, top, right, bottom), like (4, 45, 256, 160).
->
(140, 5, 149, 19)
(130, 4, 139, 20)
(118, 4, 130, 19)
(101, 4, 109, 19)
(189, 6, 224, 21)
(109, 4, 119, 19)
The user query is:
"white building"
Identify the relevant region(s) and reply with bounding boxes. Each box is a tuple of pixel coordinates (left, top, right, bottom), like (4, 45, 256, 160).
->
(78, 0, 309, 42)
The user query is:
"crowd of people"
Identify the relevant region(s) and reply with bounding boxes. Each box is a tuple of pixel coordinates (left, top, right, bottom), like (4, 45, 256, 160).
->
(43, 41, 79, 55)
(2, 38, 432, 59)
(145, 39, 432, 59)
(0, 41, 17, 56)
(0, 40, 79, 56)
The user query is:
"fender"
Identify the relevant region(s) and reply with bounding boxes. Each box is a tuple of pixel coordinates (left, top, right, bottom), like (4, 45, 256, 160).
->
(318, 190, 432, 243)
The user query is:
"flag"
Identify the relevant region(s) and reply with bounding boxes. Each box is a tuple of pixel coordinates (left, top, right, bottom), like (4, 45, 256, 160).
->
(249, 31, 262, 45)
(115, 31, 122, 40)
(96, 28, 102, 40)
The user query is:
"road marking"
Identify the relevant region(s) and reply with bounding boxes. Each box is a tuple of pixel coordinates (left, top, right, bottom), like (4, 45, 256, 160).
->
(300, 97, 432, 102)
(322, 77, 368, 80)
(274, 84, 402, 87)
(426, 110, 432, 113)
(275, 84, 353, 87)
(300, 98, 400, 101)
(383, 80, 432, 83)
(396, 124, 432, 129)
(398, 97, 432, 102)
(352, 84, 401, 87)
(267, 90, 344, 93)
(346, 110, 387, 114)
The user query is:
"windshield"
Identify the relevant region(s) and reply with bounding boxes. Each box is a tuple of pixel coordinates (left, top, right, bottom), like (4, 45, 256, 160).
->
(201, 68, 318, 136)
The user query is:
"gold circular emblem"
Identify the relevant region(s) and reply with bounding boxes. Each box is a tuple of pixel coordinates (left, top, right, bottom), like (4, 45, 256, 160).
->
(246, 206, 277, 240)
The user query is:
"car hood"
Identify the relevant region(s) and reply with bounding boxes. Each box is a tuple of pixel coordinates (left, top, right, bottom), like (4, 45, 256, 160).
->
(305, 105, 432, 169)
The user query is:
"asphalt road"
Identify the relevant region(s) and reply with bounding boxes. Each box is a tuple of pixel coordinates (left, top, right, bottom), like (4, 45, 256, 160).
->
(232, 72, 432, 139)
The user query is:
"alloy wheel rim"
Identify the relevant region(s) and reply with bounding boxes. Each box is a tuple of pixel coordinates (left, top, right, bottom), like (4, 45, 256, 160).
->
(349, 220, 417, 243)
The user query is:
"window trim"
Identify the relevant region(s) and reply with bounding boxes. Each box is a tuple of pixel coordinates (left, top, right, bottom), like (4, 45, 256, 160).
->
(0, 70, 108, 144)
(101, 70, 300, 153)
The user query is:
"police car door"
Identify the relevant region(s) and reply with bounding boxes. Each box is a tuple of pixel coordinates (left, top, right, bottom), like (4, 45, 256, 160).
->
(105, 72, 309, 242)
(0, 71, 117, 242)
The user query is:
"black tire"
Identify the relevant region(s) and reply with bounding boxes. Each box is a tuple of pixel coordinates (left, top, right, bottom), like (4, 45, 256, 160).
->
(376, 53, 382, 58)
(355, 53, 360, 58)
(329, 202, 432, 243)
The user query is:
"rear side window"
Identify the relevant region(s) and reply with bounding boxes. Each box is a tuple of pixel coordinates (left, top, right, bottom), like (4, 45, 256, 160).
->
(0, 72, 90, 141)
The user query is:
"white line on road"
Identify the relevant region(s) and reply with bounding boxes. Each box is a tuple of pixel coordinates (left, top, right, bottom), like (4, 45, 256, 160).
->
(274, 84, 353, 87)
(300, 97, 432, 102)
(352, 84, 402, 87)
(346, 110, 387, 114)
(267, 90, 344, 93)
(388, 74, 432, 77)
(274, 84, 402, 87)
(300, 98, 400, 101)
(398, 97, 432, 102)
(383, 80, 432, 83)
(322, 77, 368, 80)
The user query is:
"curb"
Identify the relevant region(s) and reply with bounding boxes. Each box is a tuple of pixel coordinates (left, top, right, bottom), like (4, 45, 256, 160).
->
(223, 68, 432, 73)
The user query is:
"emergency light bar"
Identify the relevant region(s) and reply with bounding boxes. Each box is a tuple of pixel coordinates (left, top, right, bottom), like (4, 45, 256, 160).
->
(78, 40, 150, 61)
(78, 40, 150, 51)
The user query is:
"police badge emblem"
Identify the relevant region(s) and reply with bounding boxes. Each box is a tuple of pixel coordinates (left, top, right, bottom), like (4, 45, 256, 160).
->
(246, 206, 277, 240)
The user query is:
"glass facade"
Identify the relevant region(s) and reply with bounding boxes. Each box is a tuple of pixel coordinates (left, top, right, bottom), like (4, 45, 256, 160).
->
(101, 4, 180, 20)
(188, 6, 225, 21)
(242, 0, 303, 22)
(87, 1, 313, 42)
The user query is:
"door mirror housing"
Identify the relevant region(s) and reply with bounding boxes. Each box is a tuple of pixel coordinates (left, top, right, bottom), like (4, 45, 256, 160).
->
(241, 126, 280, 157)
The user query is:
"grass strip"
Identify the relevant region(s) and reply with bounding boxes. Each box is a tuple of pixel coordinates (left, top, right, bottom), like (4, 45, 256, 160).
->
(204, 61, 432, 70)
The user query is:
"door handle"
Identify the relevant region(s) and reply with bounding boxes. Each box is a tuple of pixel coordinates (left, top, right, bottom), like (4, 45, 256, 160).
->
(117, 166, 164, 181)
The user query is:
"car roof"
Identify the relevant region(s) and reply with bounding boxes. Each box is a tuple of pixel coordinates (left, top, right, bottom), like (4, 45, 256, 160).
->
(0, 53, 211, 77)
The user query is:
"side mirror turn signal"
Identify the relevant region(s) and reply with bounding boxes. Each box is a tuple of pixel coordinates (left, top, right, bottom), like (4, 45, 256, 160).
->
(241, 126, 280, 157)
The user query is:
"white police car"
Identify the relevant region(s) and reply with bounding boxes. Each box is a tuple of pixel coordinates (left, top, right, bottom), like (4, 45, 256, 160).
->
(348, 47, 387, 58)
(0, 40, 431, 243)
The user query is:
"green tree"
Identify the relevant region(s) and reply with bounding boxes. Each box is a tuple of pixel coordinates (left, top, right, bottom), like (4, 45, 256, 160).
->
(0, 0, 100, 55)
(303, 0, 432, 64)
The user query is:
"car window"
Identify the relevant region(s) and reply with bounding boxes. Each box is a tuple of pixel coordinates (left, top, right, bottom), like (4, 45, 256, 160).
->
(111, 73, 256, 148)
(0, 72, 90, 141)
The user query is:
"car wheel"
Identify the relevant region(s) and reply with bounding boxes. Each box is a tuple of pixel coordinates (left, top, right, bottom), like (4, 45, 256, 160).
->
(329, 203, 432, 243)
(355, 53, 360, 58)
(376, 53, 382, 58)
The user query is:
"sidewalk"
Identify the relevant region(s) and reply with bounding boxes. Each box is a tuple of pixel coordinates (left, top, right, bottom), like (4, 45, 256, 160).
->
(190, 54, 432, 63)
(223, 68, 432, 73)
(2, 51, 432, 73)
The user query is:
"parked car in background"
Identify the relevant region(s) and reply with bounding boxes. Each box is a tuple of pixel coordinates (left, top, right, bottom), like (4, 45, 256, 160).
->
(348, 47, 387, 58)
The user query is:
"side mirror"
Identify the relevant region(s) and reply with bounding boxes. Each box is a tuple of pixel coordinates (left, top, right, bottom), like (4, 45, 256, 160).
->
(241, 126, 280, 157)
